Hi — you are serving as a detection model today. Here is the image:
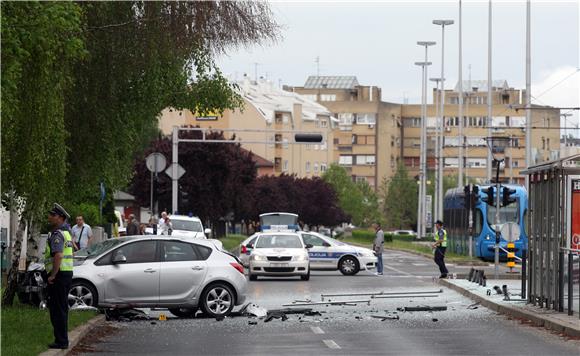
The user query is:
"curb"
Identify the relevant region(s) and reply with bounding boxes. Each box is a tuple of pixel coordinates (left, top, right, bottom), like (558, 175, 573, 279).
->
(440, 279, 580, 338)
(39, 314, 105, 356)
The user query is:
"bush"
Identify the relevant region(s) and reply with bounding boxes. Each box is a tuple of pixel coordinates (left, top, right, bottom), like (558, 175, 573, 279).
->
(351, 230, 393, 243)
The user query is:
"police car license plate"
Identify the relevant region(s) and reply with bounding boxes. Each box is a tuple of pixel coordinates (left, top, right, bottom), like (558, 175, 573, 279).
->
(271, 263, 289, 267)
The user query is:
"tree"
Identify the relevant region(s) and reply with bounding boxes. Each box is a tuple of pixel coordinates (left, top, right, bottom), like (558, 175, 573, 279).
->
(380, 164, 418, 229)
(129, 131, 257, 232)
(321, 164, 381, 227)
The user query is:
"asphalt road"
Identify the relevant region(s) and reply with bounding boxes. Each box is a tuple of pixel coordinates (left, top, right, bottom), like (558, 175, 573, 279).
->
(73, 250, 580, 356)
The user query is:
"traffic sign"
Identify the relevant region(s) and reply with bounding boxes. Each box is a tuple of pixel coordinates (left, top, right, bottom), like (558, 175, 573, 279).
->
(500, 222, 520, 242)
(146, 153, 167, 173)
(165, 163, 186, 180)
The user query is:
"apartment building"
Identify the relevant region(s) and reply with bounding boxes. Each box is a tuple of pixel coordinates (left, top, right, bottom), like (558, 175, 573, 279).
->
(401, 80, 561, 185)
(290, 76, 402, 189)
(158, 78, 335, 178)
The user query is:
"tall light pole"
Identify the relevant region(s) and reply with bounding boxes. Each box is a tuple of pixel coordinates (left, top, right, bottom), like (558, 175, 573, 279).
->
(433, 19, 453, 224)
(457, 0, 464, 188)
(416, 56, 433, 239)
(430, 77, 443, 222)
(417, 42, 436, 238)
(487, 0, 493, 182)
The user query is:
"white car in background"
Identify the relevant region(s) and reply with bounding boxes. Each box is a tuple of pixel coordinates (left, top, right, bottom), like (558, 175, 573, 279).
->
(240, 231, 376, 275)
(299, 231, 376, 275)
(163, 215, 211, 239)
(248, 233, 311, 281)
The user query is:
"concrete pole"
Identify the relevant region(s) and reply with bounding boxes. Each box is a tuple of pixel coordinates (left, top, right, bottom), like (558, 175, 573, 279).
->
(172, 126, 178, 214)
(525, 0, 532, 177)
(458, 0, 464, 188)
(487, 0, 493, 183)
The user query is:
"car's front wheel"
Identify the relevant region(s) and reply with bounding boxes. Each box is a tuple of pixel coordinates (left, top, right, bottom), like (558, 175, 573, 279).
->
(339, 256, 360, 276)
(200, 283, 235, 317)
(169, 307, 198, 318)
(300, 268, 310, 281)
(68, 280, 98, 308)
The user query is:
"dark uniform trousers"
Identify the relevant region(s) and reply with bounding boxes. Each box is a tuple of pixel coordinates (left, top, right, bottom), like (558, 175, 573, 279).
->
(434, 246, 449, 275)
(47, 271, 73, 346)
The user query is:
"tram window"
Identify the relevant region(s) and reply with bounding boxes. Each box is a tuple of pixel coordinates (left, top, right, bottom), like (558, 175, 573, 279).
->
(474, 209, 483, 236)
(487, 202, 519, 227)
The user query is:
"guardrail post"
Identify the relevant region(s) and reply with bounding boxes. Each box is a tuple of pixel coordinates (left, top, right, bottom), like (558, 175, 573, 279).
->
(568, 252, 573, 316)
(558, 250, 564, 312)
(521, 249, 527, 300)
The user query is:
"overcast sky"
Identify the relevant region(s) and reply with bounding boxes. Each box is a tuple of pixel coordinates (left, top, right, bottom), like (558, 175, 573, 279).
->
(217, 0, 579, 130)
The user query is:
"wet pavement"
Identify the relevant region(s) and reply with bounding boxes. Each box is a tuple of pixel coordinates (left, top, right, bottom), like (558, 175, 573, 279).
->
(72, 250, 580, 356)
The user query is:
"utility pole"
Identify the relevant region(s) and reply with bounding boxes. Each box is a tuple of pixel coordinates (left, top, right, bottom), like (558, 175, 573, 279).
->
(487, 0, 493, 183)
(458, 0, 464, 188)
(525, 0, 532, 177)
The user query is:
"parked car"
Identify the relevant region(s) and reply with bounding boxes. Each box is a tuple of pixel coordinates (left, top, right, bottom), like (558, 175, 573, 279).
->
(248, 232, 310, 281)
(392, 230, 417, 237)
(72, 236, 246, 317)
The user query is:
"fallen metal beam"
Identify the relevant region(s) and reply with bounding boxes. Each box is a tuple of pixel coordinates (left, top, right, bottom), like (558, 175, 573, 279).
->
(321, 289, 442, 300)
(398, 306, 447, 312)
(371, 314, 400, 320)
(282, 300, 371, 307)
(372, 294, 439, 299)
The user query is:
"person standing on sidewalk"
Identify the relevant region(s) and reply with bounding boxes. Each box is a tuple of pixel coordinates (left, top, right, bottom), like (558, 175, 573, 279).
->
(432, 220, 449, 279)
(126, 214, 141, 235)
(372, 223, 384, 276)
(72, 215, 93, 251)
(46, 203, 74, 349)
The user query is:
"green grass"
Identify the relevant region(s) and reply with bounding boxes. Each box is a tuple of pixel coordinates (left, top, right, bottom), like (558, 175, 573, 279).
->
(339, 235, 480, 263)
(220, 234, 248, 252)
(1, 298, 98, 356)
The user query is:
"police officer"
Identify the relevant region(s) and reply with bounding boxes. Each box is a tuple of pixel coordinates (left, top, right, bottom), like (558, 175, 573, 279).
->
(431, 220, 449, 279)
(46, 203, 74, 349)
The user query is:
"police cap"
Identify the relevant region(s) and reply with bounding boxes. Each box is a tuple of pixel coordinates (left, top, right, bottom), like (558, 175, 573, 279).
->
(435, 220, 444, 226)
(49, 203, 70, 220)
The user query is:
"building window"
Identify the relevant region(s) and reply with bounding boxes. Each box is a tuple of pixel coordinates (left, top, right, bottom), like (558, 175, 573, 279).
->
(513, 160, 519, 168)
(390, 156, 395, 168)
(302, 94, 317, 101)
(275, 157, 282, 172)
(356, 113, 376, 125)
(355, 155, 375, 165)
(338, 113, 354, 131)
(333, 138, 339, 145)
(321, 163, 328, 172)
(275, 134, 282, 148)
(339, 155, 353, 166)
(305, 161, 311, 173)
(320, 94, 336, 101)
(355, 176, 367, 184)
(512, 138, 519, 147)
(283, 160, 289, 172)
(275, 113, 283, 124)
(320, 119, 328, 128)
(314, 162, 319, 174)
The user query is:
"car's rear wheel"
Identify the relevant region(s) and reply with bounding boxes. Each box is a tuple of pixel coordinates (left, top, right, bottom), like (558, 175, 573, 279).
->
(339, 256, 360, 276)
(300, 268, 310, 281)
(169, 307, 198, 318)
(68, 280, 98, 308)
(200, 283, 235, 317)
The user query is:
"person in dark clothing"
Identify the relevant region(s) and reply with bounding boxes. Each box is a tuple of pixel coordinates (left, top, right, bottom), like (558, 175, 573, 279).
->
(126, 214, 141, 235)
(431, 220, 449, 278)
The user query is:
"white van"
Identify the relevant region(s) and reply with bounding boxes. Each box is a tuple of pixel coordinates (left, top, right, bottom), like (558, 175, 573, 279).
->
(160, 215, 211, 239)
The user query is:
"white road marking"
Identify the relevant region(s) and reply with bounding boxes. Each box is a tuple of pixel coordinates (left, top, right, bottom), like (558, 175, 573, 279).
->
(323, 340, 341, 349)
(383, 264, 414, 276)
(310, 326, 325, 334)
(412, 263, 428, 266)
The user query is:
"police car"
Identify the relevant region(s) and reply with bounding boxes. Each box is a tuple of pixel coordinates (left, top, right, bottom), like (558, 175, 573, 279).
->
(239, 231, 376, 276)
(247, 232, 310, 281)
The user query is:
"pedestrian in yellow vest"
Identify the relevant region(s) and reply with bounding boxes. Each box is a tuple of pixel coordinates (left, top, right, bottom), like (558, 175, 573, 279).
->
(46, 203, 74, 349)
(431, 220, 449, 279)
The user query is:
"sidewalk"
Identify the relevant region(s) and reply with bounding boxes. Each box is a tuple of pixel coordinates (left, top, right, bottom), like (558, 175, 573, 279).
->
(440, 278, 580, 338)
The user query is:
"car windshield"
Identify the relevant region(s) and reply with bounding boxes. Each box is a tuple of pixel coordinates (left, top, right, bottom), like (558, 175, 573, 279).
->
(487, 201, 519, 228)
(75, 238, 126, 258)
(256, 235, 302, 249)
(171, 220, 202, 232)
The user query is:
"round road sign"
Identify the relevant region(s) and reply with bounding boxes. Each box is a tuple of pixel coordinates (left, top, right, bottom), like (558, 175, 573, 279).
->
(146, 153, 167, 173)
(500, 222, 520, 242)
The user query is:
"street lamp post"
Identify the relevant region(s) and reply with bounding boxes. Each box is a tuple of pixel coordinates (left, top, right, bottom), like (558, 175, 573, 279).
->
(430, 77, 443, 222)
(416, 41, 435, 238)
(433, 19, 454, 224)
(484, 136, 510, 279)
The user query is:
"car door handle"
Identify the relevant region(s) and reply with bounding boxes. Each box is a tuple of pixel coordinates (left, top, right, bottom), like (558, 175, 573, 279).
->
(144, 268, 157, 273)
(191, 266, 204, 271)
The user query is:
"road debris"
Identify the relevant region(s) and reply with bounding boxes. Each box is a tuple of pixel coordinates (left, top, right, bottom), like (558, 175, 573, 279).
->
(397, 306, 448, 312)
(372, 294, 439, 299)
(321, 289, 442, 300)
(371, 314, 400, 321)
(264, 311, 288, 322)
(248, 320, 258, 325)
(467, 302, 480, 310)
(283, 299, 371, 307)
(105, 308, 150, 322)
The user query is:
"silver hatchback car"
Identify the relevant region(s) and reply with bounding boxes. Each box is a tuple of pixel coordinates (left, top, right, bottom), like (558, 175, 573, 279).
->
(71, 236, 247, 318)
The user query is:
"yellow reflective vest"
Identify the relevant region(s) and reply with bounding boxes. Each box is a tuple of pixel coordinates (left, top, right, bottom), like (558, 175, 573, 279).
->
(44, 230, 74, 273)
(433, 228, 448, 248)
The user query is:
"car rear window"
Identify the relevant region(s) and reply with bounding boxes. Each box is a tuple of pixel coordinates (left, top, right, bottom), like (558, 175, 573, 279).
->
(256, 235, 302, 249)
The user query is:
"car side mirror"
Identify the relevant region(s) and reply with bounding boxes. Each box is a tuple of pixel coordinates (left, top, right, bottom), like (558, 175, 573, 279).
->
(112, 252, 127, 264)
(305, 244, 313, 249)
(204, 228, 212, 236)
(322, 242, 331, 247)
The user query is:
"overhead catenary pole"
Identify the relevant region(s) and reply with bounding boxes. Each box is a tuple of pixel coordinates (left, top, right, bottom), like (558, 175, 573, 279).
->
(525, 0, 532, 176)
(487, 0, 493, 183)
(433, 19, 453, 222)
(172, 126, 179, 214)
(458, 0, 464, 188)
